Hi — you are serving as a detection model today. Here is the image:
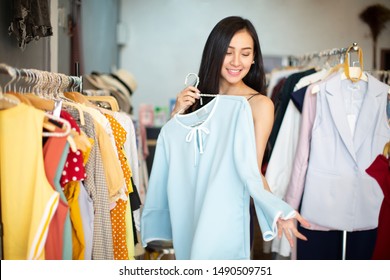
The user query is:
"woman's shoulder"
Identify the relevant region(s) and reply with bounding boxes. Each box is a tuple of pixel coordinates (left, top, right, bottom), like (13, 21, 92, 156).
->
(247, 93, 274, 123)
(247, 93, 274, 109)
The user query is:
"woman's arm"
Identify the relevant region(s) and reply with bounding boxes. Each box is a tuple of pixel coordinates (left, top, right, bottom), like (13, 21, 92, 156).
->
(249, 94, 310, 247)
(249, 95, 274, 192)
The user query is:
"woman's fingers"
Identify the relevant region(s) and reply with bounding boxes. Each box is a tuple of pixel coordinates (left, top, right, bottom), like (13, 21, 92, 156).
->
(172, 87, 201, 115)
(292, 228, 308, 241)
(177, 87, 200, 110)
(178, 87, 200, 101)
(277, 215, 309, 248)
(295, 212, 311, 228)
(283, 228, 294, 248)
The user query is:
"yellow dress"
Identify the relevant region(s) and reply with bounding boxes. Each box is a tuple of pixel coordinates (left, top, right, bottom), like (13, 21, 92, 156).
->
(0, 103, 59, 259)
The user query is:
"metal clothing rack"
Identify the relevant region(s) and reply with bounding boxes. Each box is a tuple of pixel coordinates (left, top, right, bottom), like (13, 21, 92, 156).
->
(288, 42, 360, 68)
(0, 63, 83, 95)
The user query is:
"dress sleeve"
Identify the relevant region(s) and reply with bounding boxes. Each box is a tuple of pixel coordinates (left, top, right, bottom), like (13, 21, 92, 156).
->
(233, 100, 296, 241)
(140, 130, 172, 246)
(285, 84, 317, 209)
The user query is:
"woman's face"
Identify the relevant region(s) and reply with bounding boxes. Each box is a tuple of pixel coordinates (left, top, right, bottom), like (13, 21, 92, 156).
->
(220, 29, 254, 87)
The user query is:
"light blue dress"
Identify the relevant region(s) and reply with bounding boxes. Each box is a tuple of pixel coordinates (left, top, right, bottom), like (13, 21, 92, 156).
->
(141, 95, 295, 260)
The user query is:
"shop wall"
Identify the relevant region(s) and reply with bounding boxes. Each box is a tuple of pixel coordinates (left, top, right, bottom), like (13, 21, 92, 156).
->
(118, 0, 390, 119)
(81, 0, 119, 74)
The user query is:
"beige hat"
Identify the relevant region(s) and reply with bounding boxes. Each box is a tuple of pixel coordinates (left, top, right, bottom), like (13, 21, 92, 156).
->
(83, 72, 132, 113)
(99, 74, 131, 99)
(111, 69, 137, 95)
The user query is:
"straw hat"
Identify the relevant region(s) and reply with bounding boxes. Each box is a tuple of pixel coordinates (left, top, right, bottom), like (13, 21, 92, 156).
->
(111, 69, 137, 96)
(98, 74, 131, 98)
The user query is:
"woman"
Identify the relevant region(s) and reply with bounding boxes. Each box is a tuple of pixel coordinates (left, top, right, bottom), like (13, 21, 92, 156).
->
(171, 16, 310, 248)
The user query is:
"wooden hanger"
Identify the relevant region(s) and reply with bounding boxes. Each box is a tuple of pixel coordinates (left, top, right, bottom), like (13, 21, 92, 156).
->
(6, 92, 32, 106)
(64, 91, 91, 105)
(311, 64, 344, 94)
(383, 141, 390, 159)
(341, 43, 368, 83)
(22, 93, 55, 111)
(84, 95, 120, 112)
(65, 91, 120, 112)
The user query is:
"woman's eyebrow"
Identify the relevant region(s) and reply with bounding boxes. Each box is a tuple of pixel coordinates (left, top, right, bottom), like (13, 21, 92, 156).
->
(227, 46, 253, 50)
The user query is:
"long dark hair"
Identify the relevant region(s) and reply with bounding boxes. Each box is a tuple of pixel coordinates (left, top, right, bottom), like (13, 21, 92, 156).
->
(188, 16, 266, 112)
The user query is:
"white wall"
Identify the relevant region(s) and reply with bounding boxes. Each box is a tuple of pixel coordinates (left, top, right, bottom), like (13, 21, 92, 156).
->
(119, 0, 390, 118)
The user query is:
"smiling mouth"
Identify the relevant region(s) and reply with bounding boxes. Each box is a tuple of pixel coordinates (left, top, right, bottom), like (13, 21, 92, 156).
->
(227, 69, 241, 75)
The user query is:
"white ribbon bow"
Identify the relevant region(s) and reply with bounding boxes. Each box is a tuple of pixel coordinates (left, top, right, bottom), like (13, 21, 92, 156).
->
(185, 126, 210, 165)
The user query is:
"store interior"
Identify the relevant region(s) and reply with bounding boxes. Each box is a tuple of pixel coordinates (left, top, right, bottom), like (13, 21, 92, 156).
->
(0, 0, 389, 261)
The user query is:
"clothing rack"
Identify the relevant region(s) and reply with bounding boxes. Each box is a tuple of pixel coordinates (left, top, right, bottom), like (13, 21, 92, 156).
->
(369, 70, 390, 85)
(288, 42, 360, 68)
(0, 63, 83, 96)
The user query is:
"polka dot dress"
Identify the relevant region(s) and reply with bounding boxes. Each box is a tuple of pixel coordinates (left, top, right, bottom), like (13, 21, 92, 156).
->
(104, 114, 133, 192)
(60, 111, 87, 188)
(105, 114, 134, 260)
(110, 199, 128, 260)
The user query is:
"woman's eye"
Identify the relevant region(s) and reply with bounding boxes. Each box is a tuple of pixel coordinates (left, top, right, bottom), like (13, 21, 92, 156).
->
(242, 53, 250, 57)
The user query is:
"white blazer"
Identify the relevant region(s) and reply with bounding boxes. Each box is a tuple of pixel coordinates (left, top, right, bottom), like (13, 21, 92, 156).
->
(287, 73, 390, 231)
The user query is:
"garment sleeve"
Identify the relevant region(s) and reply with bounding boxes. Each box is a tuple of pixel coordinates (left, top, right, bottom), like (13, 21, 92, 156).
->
(265, 100, 301, 199)
(285, 84, 317, 209)
(233, 101, 296, 241)
(140, 130, 172, 246)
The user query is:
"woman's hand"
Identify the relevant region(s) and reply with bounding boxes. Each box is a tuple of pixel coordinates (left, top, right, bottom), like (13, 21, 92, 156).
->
(276, 211, 310, 248)
(171, 86, 200, 116)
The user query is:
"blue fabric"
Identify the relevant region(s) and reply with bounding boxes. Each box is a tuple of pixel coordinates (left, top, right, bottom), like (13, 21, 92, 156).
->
(290, 85, 308, 113)
(141, 95, 295, 260)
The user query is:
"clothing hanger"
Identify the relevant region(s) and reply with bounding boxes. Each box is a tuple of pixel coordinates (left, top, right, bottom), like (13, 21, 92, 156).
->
(0, 63, 21, 109)
(311, 63, 344, 94)
(0, 93, 20, 109)
(19, 69, 55, 111)
(341, 43, 368, 83)
(42, 113, 77, 152)
(84, 95, 120, 112)
(64, 90, 117, 116)
(50, 73, 87, 126)
(311, 44, 367, 94)
(383, 141, 390, 159)
(27, 70, 77, 146)
(184, 72, 218, 106)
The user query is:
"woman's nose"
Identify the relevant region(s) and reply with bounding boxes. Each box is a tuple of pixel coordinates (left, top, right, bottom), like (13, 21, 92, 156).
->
(230, 54, 240, 66)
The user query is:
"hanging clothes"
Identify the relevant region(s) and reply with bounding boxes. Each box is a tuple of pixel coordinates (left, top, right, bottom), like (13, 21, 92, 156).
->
(0, 103, 60, 259)
(265, 68, 316, 164)
(141, 95, 296, 260)
(8, 0, 53, 50)
(43, 128, 71, 260)
(285, 72, 389, 259)
(65, 106, 115, 260)
(104, 113, 133, 260)
(366, 154, 390, 260)
(265, 68, 337, 258)
(287, 73, 389, 230)
(0, 64, 145, 260)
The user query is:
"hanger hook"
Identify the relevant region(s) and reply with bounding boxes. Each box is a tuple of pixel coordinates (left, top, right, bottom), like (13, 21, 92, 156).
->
(0, 64, 17, 93)
(184, 73, 200, 88)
